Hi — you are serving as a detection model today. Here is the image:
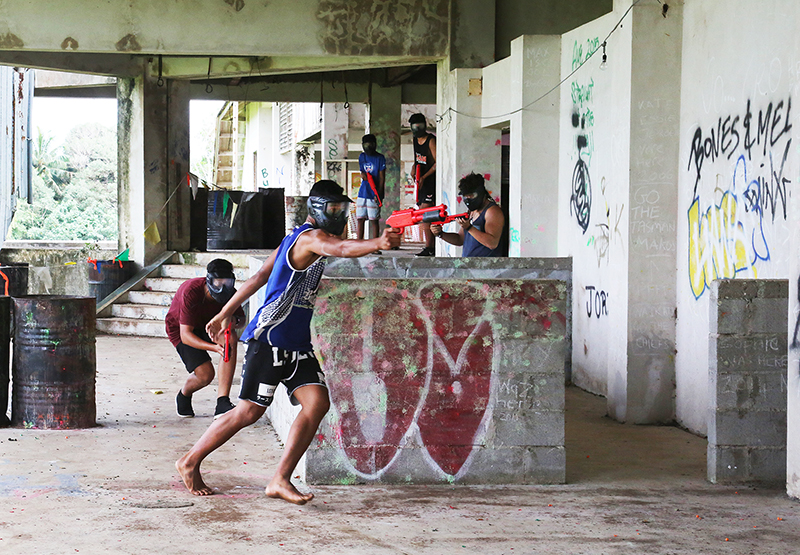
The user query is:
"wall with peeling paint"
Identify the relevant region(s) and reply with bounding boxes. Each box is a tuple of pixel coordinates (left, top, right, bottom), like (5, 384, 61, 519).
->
(0, 0, 449, 59)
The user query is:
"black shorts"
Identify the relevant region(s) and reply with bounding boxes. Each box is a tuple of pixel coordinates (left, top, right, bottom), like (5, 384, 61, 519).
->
(175, 328, 213, 373)
(417, 176, 436, 206)
(239, 341, 327, 407)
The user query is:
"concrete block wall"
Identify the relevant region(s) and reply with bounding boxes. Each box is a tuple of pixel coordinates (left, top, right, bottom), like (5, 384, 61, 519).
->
(323, 256, 573, 382)
(708, 279, 788, 484)
(299, 277, 567, 485)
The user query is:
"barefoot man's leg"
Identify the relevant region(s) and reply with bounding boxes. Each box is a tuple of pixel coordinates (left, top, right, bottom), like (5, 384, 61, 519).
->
(265, 385, 330, 505)
(176, 400, 266, 495)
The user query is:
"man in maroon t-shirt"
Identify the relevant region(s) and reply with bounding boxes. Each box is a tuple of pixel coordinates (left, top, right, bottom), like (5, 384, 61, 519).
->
(166, 259, 244, 419)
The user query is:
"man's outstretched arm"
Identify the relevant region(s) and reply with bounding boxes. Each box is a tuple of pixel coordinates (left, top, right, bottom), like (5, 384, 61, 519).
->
(291, 227, 400, 269)
(206, 249, 278, 339)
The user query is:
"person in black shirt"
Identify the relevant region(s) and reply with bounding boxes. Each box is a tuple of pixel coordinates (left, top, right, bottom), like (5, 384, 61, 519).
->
(410, 113, 437, 256)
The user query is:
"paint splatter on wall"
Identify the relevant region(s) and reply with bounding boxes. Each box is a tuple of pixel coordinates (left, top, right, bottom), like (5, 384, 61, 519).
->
(310, 278, 567, 484)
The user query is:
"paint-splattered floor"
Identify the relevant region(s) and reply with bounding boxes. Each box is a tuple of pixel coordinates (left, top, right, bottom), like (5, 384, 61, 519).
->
(1, 335, 797, 554)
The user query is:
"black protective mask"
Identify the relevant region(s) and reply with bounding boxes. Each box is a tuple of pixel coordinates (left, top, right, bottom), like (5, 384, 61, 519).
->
(307, 196, 350, 235)
(461, 189, 486, 211)
(362, 142, 377, 155)
(206, 275, 236, 305)
(411, 123, 427, 138)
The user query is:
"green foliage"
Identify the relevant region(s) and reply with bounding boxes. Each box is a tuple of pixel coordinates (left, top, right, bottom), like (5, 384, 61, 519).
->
(9, 123, 118, 241)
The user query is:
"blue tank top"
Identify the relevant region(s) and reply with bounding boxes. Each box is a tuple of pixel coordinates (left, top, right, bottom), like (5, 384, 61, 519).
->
(241, 223, 326, 350)
(462, 202, 502, 257)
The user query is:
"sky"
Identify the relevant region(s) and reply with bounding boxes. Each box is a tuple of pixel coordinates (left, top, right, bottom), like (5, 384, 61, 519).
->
(31, 97, 224, 157)
(32, 97, 117, 147)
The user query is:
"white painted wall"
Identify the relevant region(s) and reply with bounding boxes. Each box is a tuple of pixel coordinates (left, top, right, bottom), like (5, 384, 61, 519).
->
(242, 103, 273, 191)
(676, 0, 800, 435)
(559, 4, 632, 398)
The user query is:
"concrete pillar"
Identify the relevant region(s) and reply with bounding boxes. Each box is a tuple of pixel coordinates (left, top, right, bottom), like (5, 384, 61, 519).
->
(287, 142, 314, 236)
(618, 2, 682, 423)
(166, 80, 191, 253)
(436, 64, 502, 257)
(367, 85, 402, 219)
(118, 73, 190, 265)
(789, 106, 800, 497)
(708, 280, 788, 485)
(116, 77, 145, 266)
(321, 102, 349, 186)
(508, 35, 561, 257)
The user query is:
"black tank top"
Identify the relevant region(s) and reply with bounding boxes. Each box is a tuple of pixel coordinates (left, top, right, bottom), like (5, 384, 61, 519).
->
(413, 134, 435, 185)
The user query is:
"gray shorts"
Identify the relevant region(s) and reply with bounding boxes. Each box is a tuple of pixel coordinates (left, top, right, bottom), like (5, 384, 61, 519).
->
(238, 340, 326, 407)
(356, 196, 381, 220)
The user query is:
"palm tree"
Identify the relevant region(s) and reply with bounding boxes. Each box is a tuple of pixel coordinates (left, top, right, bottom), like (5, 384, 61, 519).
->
(32, 130, 74, 200)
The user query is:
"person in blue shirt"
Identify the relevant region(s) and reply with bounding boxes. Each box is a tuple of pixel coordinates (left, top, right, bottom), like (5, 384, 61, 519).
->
(430, 172, 504, 257)
(176, 180, 401, 505)
(356, 134, 386, 241)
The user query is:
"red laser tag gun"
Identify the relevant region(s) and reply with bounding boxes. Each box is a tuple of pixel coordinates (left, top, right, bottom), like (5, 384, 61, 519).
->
(386, 204, 469, 231)
(223, 324, 233, 363)
(366, 172, 382, 207)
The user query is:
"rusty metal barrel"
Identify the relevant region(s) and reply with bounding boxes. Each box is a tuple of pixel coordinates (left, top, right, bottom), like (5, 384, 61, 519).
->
(0, 296, 11, 426)
(87, 260, 135, 303)
(11, 296, 96, 429)
(0, 262, 29, 296)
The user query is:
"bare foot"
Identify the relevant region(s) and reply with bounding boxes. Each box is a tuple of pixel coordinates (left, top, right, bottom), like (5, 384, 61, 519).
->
(265, 476, 314, 505)
(175, 457, 214, 496)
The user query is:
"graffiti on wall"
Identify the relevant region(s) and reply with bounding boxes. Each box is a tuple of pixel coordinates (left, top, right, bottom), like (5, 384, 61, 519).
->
(314, 281, 565, 481)
(686, 96, 792, 298)
(568, 38, 599, 234)
(585, 285, 609, 318)
(586, 178, 625, 266)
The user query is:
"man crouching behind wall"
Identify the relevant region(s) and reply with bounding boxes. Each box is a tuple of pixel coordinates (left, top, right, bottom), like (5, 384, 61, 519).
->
(176, 180, 401, 504)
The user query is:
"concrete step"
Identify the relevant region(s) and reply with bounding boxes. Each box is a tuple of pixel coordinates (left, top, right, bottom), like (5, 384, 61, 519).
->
(160, 263, 249, 282)
(96, 317, 167, 338)
(143, 277, 185, 292)
(111, 303, 170, 321)
(128, 290, 174, 306)
(178, 252, 267, 269)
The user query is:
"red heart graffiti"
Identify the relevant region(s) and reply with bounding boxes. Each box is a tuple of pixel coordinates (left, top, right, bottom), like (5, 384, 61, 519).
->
(320, 285, 427, 476)
(416, 283, 494, 477)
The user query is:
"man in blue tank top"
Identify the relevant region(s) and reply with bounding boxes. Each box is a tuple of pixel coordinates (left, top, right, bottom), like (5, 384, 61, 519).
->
(177, 180, 401, 504)
(431, 172, 504, 257)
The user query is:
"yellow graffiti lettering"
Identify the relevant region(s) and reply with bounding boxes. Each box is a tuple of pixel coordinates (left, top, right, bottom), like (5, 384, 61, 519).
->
(687, 192, 750, 298)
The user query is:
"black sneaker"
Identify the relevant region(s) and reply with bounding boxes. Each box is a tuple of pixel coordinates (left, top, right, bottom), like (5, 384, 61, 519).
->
(415, 247, 435, 257)
(214, 396, 236, 419)
(176, 391, 194, 418)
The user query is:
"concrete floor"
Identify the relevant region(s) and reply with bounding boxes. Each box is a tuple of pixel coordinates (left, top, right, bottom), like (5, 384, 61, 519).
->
(1, 335, 798, 554)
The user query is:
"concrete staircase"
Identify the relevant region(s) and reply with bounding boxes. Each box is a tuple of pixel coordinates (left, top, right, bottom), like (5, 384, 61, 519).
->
(96, 252, 253, 338)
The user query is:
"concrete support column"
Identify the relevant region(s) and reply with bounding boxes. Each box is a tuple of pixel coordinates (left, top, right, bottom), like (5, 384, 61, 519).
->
(618, 2, 682, 423)
(118, 73, 190, 265)
(789, 97, 800, 498)
(508, 35, 561, 257)
(321, 103, 349, 184)
(166, 80, 191, 253)
(117, 77, 145, 266)
(368, 86, 402, 219)
(436, 64, 502, 257)
(287, 142, 314, 236)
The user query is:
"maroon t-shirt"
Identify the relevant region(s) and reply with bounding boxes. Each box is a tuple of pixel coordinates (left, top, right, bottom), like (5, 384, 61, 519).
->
(164, 277, 242, 347)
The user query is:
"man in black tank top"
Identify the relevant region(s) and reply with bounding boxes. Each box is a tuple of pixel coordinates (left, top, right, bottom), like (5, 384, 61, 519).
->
(410, 113, 437, 256)
(430, 172, 504, 257)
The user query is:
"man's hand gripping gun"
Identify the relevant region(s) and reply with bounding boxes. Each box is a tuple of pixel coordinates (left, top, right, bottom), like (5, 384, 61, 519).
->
(386, 204, 468, 231)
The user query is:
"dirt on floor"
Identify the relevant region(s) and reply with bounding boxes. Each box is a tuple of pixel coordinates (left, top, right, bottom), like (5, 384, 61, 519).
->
(0, 335, 797, 554)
